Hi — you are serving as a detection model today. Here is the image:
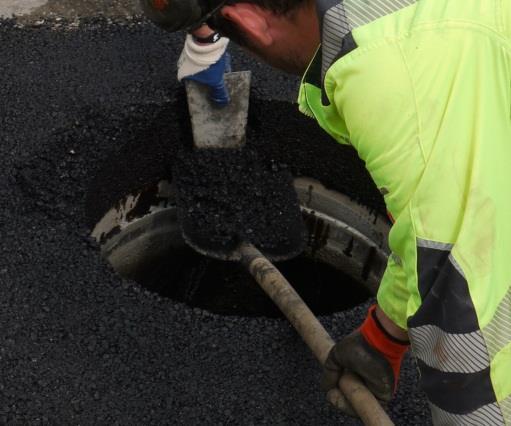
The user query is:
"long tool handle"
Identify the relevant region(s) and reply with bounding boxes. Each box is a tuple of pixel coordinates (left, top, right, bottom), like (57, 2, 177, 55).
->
(239, 243, 394, 426)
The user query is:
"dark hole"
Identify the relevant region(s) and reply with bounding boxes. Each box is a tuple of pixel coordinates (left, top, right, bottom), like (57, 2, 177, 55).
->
(130, 247, 371, 318)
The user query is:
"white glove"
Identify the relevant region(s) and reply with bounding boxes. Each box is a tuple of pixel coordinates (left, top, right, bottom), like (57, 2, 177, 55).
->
(177, 34, 230, 81)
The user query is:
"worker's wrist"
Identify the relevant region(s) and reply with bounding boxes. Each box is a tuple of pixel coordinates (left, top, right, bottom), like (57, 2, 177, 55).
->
(359, 304, 409, 392)
(191, 24, 214, 38)
(358, 305, 408, 355)
(374, 305, 409, 343)
(191, 24, 221, 44)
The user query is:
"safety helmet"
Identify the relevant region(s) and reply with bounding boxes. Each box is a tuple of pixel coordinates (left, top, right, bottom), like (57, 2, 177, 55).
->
(140, 0, 227, 32)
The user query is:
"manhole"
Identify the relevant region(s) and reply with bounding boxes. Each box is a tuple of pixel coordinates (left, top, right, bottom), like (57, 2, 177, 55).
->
(92, 177, 390, 317)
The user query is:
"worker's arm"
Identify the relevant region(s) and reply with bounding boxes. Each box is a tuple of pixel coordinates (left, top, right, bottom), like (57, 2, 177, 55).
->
(178, 24, 231, 106)
(322, 304, 409, 415)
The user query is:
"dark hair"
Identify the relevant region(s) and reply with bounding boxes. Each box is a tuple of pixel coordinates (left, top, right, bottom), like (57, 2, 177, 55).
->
(226, 0, 309, 14)
(210, 0, 310, 46)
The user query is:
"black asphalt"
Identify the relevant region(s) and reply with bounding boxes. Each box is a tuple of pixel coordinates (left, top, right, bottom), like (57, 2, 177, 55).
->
(0, 17, 431, 424)
(175, 148, 305, 260)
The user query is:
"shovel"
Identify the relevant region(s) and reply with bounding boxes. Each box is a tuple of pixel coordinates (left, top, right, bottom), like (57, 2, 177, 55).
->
(181, 72, 394, 426)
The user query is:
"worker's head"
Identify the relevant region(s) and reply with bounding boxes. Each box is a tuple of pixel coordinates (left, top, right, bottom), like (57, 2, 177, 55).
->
(140, 0, 320, 75)
(212, 0, 320, 75)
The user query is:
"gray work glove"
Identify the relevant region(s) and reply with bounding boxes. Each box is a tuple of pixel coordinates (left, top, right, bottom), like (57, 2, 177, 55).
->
(322, 305, 409, 415)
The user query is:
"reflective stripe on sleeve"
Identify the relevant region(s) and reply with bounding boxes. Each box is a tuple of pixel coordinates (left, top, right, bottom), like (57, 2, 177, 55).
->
(408, 238, 504, 418)
(429, 400, 505, 426)
(409, 325, 489, 373)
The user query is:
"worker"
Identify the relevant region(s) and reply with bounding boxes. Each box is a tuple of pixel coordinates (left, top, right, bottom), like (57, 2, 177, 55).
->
(140, 0, 511, 424)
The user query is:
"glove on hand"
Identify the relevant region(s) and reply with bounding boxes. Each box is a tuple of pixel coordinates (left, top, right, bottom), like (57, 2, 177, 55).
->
(322, 304, 409, 415)
(178, 34, 231, 106)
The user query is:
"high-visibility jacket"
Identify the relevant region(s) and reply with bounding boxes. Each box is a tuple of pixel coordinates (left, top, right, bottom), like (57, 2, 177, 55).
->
(299, 0, 511, 423)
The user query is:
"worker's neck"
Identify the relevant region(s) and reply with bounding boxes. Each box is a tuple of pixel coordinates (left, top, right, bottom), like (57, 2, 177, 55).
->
(266, 2, 320, 74)
(278, 2, 319, 55)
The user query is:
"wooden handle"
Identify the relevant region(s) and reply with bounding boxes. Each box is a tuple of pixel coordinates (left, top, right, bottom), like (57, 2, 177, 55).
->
(335, 372, 393, 426)
(239, 243, 394, 426)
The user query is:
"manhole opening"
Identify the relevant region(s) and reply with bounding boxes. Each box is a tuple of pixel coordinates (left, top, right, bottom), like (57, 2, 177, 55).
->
(92, 178, 389, 318)
(128, 247, 371, 318)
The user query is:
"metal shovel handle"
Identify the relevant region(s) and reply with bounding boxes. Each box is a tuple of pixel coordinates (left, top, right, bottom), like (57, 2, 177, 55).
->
(239, 243, 394, 426)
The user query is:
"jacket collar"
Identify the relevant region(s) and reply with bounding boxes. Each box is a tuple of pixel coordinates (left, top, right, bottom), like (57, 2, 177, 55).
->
(303, 0, 356, 103)
(304, 0, 417, 90)
(317, 0, 353, 80)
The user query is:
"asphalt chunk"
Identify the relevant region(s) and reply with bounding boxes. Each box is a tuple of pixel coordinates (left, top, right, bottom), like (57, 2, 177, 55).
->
(0, 18, 431, 425)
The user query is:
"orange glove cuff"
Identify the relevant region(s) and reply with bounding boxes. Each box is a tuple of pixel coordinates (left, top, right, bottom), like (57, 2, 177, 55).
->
(359, 304, 409, 389)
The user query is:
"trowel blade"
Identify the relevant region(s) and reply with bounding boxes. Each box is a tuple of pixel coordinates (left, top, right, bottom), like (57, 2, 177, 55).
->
(185, 71, 251, 150)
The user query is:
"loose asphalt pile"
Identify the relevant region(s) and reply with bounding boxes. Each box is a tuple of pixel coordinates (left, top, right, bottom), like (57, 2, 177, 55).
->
(174, 148, 304, 260)
(0, 17, 431, 424)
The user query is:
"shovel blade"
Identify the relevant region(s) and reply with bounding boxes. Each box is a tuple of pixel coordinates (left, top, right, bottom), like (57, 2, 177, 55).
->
(185, 71, 251, 149)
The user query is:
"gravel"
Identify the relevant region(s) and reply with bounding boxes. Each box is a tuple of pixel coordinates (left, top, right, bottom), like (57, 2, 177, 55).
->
(0, 17, 431, 425)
